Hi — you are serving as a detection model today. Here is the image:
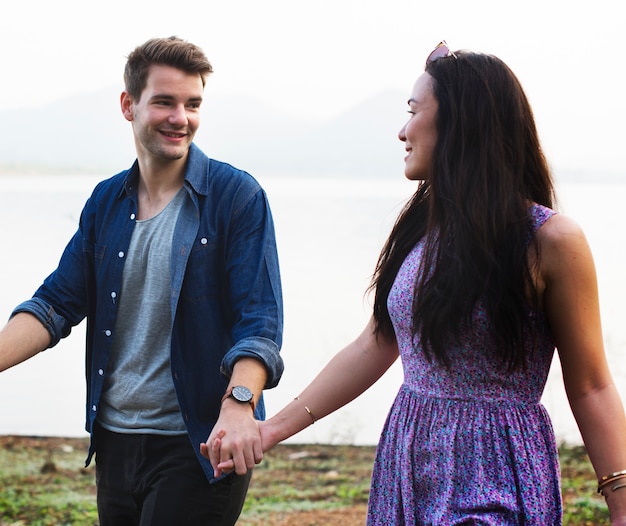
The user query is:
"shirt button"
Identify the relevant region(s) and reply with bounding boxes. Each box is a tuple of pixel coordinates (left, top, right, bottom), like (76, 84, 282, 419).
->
(104, 330, 112, 337)
(200, 238, 208, 245)
(130, 213, 136, 220)
(110, 291, 117, 300)
(98, 369, 104, 376)
(118, 251, 125, 258)
(91, 405, 97, 412)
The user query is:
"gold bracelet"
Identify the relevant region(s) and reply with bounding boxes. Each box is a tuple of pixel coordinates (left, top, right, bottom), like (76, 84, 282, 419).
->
(597, 470, 626, 495)
(599, 477, 626, 497)
(294, 397, 317, 424)
(599, 470, 626, 484)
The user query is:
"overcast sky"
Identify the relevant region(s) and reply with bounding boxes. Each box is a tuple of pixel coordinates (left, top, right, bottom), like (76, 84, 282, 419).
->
(1, 0, 624, 177)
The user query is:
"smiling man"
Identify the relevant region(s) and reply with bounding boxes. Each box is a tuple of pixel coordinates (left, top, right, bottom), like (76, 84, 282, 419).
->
(0, 36, 284, 526)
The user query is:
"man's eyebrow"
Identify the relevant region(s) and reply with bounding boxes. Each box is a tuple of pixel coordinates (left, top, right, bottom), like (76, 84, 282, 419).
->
(149, 93, 204, 104)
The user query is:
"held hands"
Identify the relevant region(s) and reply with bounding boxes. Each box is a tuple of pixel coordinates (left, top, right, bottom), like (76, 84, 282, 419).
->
(202, 420, 276, 477)
(201, 429, 230, 477)
(199, 399, 263, 478)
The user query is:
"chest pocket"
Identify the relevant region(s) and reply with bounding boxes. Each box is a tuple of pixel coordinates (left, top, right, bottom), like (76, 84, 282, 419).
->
(180, 235, 222, 303)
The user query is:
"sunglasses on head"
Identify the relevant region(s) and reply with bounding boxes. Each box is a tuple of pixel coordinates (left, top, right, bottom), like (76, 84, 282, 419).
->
(426, 40, 457, 66)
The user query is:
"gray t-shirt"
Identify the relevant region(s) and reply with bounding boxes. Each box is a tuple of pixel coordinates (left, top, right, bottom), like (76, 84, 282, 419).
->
(98, 188, 187, 434)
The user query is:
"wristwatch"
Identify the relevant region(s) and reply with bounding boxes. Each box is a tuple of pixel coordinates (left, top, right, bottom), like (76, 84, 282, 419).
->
(221, 385, 255, 411)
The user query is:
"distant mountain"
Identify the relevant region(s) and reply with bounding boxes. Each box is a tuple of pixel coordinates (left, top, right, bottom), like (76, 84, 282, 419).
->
(0, 87, 134, 174)
(5, 88, 616, 183)
(0, 85, 407, 178)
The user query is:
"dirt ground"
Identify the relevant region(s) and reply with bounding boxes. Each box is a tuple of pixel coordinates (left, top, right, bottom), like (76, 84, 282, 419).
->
(240, 505, 368, 525)
(1, 435, 611, 525)
(0, 436, 373, 526)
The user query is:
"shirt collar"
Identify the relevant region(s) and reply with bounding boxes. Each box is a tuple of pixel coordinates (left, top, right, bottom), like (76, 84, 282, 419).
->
(183, 143, 210, 196)
(118, 143, 210, 199)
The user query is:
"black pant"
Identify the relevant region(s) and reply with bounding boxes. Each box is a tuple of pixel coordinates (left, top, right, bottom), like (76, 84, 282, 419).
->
(94, 423, 252, 526)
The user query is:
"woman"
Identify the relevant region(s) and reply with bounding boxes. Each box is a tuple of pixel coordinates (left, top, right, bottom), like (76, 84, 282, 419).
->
(207, 43, 626, 524)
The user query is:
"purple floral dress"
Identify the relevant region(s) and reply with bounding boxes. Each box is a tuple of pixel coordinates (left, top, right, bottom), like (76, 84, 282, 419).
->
(367, 205, 562, 525)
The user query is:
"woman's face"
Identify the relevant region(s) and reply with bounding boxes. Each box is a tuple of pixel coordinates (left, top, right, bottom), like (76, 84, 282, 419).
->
(398, 72, 439, 181)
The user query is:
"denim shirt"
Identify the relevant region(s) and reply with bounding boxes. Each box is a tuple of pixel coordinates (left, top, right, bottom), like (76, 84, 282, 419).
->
(12, 144, 284, 481)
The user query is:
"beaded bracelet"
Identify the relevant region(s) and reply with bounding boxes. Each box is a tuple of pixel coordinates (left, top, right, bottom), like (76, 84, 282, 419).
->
(597, 470, 626, 496)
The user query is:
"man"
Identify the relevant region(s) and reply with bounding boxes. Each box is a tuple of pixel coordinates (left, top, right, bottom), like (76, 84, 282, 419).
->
(0, 36, 283, 525)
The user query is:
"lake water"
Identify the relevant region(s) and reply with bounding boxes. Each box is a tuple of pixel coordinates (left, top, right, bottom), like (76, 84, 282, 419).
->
(0, 174, 624, 446)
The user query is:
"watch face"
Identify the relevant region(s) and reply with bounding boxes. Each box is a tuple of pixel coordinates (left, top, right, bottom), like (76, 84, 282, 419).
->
(232, 385, 253, 403)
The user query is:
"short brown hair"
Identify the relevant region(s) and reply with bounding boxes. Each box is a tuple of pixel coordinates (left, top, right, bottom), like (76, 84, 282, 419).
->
(124, 36, 214, 101)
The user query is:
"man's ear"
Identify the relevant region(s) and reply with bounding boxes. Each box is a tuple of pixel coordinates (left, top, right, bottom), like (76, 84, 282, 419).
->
(120, 91, 134, 121)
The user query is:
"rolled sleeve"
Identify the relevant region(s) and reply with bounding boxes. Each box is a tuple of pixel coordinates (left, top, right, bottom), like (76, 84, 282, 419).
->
(11, 297, 71, 348)
(220, 336, 284, 388)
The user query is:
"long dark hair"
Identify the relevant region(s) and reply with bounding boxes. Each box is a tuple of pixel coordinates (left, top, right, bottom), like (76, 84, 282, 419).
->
(370, 51, 555, 370)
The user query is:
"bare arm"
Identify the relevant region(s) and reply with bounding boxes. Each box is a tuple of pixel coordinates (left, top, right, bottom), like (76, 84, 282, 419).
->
(209, 317, 398, 475)
(541, 214, 626, 523)
(259, 317, 398, 450)
(207, 317, 398, 475)
(0, 312, 51, 372)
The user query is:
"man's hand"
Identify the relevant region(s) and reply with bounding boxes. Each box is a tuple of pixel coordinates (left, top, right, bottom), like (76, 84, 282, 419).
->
(200, 399, 263, 477)
(204, 419, 279, 476)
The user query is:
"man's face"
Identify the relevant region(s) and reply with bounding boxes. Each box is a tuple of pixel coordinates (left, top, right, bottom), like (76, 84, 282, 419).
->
(121, 64, 204, 165)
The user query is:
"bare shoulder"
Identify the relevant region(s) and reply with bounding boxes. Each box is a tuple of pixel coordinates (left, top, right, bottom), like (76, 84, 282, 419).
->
(535, 212, 594, 278)
(537, 212, 585, 241)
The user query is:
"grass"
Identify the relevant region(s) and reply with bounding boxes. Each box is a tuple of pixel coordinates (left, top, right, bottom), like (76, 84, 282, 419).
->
(0, 436, 611, 525)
